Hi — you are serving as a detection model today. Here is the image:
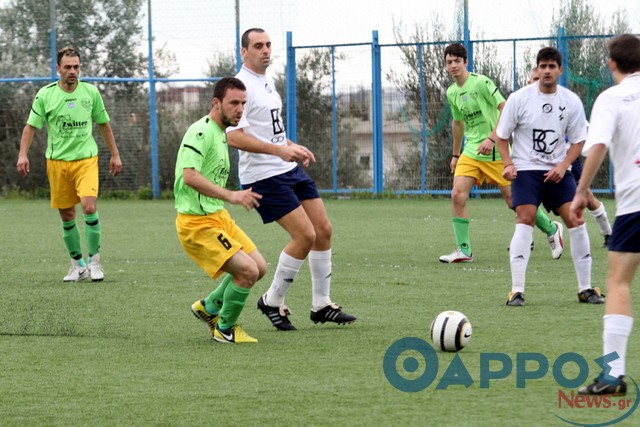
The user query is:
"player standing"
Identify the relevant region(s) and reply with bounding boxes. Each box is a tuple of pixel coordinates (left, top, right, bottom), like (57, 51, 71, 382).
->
(496, 47, 604, 306)
(16, 47, 122, 282)
(573, 34, 640, 395)
(227, 28, 356, 331)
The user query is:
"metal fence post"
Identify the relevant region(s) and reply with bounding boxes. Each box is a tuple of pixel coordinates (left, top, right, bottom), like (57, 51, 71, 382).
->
(286, 31, 297, 142)
(557, 26, 568, 87)
(371, 31, 383, 194)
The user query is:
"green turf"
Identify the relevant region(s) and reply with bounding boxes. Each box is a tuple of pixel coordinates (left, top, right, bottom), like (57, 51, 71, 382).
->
(0, 198, 637, 426)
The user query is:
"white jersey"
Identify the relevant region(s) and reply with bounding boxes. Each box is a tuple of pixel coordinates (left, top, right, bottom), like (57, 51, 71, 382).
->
(583, 72, 640, 216)
(496, 82, 588, 171)
(227, 65, 296, 185)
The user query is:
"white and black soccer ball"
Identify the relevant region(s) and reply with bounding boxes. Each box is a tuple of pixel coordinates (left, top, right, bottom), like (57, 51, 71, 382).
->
(430, 310, 472, 352)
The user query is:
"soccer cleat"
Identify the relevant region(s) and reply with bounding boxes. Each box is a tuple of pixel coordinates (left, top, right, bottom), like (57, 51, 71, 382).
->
(310, 303, 357, 325)
(602, 234, 611, 248)
(506, 291, 525, 306)
(257, 294, 297, 331)
(191, 299, 219, 336)
(63, 259, 89, 282)
(578, 287, 605, 304)
(87, 254, 104, 282)
(578, 374, 626, 396)
(439, 248, 473, 263)
(213, 324, 258, 344)
(548, 221, 564, 259)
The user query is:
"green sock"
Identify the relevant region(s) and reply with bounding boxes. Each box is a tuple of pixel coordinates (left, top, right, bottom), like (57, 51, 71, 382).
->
(204, 274, 233, 315)
(62, 219, 84, 263)
(535, 207, 556, 236)
(452, 217, 471, 256)
(217, 282, 251, 330)
(84, 212, 101, 256)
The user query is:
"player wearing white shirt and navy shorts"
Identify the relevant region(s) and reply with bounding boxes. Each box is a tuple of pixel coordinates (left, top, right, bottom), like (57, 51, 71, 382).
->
(571, 34, 640, 396)
(495, 46, 604, 307)
(227, 28, 356, 331)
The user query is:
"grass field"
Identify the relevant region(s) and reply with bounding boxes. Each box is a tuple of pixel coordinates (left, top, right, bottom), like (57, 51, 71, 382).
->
(1, 198, 638, 426)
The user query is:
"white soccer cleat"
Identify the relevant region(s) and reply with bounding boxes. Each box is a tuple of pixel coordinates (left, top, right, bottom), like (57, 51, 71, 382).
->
(63, 259, 89, 282)
(547, 221, 564, 259)
(439, 248, 473, 263)
(87, 253, 105, 282)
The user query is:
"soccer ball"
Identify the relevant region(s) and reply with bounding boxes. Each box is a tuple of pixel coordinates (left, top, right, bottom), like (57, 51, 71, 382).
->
(430, 310, 472, 352)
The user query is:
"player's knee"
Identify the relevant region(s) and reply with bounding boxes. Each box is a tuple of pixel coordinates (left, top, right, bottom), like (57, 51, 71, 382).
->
(236, 264, 259, 288)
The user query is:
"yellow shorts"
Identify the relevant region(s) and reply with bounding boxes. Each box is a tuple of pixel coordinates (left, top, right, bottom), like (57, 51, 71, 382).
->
(176, 209, 257, 280)
(47, 156, 99, 209)
(454, 154, 509, 187)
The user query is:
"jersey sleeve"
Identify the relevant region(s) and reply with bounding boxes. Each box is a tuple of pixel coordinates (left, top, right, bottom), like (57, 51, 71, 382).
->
(26, 92, 46, 129)
(479, 76, 505, 108)
(566, 94, 588, 145)
(91, 87, 110, 124)
(496, 93, 518, 139)
(583, 92, 615, 154)
(447, 89, 463, 121)
(178, 127, 209, 171)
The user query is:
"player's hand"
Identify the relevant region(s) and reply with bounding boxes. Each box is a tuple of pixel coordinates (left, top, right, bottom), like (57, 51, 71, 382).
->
(16, 155, 30, 177)
(502, 164, 517, 181)
(280, 144, 315, 166)
(449, 157, 458, 173)
(543, 166, 566, 184)
(109, 155, 123, 176)
(230, 188, 262, 211)
(570, 191, 588, 226)
(477, 138, 495, 156)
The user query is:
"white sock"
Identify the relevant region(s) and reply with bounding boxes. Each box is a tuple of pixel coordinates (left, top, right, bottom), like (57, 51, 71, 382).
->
(309, 249, 333, 311)
(265, 251, 304, 307)
(510, 224, 533, 294)
(603, 314, 633, 378)
(568, 224, 592, 292)
(589, 203, 613, 236)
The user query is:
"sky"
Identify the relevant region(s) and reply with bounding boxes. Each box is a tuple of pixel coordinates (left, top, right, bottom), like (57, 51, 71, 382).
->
(145, 0, 639, 79)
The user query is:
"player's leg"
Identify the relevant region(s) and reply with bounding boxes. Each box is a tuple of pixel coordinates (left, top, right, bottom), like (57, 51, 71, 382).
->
(586, 190, 613, 247)
(579, 212, 640, 394)
(507, 204, 537, 306)
(75, 157, 103, 281)
(440, 172, 476, 262)
(48, 159, 87, 282)
(301, 197, 357, 325)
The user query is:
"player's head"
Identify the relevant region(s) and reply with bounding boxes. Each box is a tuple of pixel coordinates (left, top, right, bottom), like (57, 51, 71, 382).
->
(607, 34, 640, 77)
(528, 67, 539, 84)
(241, 28, 271, 74)
(535, 47, 562, 90)
(212, 77, 247, 128)
(56, 46, 81, 86)
(444, 43, 468, 78)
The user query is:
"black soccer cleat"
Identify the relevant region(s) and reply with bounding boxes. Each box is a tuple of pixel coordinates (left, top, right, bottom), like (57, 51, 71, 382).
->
(310, 303, 357, 325)
(506, 291, 525, 306)
(257, 294, 297, 331)
(602, 234, 611, 248)
(578, 374, 626, 396)
(578, 287, 605, 304)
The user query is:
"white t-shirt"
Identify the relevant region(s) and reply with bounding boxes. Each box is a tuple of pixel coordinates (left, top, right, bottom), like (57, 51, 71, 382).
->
(227, 65, 297, 185)
(583, 72, 640, 216)
(496, 82, 588, 171)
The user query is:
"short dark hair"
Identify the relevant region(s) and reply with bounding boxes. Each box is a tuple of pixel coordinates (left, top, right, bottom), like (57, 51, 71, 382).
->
(241, 28, 265, 49)
(536, 47, 562, 66)
(608, 34, 640, 74)
(57, 46, 80, 65)
(213, 77, 246, 101)
(444, 43, 467, 62)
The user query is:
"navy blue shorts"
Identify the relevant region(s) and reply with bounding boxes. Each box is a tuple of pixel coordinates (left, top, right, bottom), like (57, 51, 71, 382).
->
(609, 212, 640, 253)
(242, 166, 320, 224)
(511, 170, 577, 213)
(571, 157, 583, 183)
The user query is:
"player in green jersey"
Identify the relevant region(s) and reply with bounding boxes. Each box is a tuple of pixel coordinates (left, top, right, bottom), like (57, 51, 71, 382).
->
(16, 47, 122, 282)
(439, 43, 563, 263)
(176, 77, 267, 344)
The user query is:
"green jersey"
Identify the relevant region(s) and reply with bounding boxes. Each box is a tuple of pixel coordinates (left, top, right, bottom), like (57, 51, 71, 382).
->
(27, 81, 110, 161)
(174, 115, 230, 215)
(446, 73, 505, 161)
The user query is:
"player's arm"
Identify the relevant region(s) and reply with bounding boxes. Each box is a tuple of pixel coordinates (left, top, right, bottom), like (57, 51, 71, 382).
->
(478, 102, 505, 155)
(97, 122, 123, 176)
(450, 119, 465, 173)
(544, 141, 583, 184)
(182, 167, 261, 211)
(16, 124, 37, 177)
(571, 144, 607, 224)
(227, 128, 314, 164)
